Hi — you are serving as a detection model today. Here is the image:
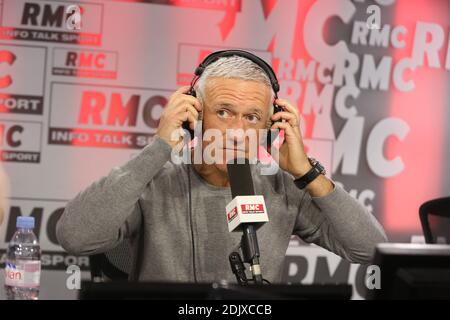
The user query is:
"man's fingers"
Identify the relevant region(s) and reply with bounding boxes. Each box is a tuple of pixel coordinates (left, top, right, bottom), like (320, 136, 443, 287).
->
(170, 94, 202, 112)
(273, 99, 303, 138)
(184, 111, 198, 130)
(168, 86, 196, 108)
(174, 105, 199, 126)
(271, 121, 290, 130)
(182, 95, 202, 112)
(175, 104, 198, 118)
(275, 99, 299, 117)
(271, 121, 297, 141)
(272, 111, 298, 127)
(159, 86, 201, 149)
(272, 112, 301, 139)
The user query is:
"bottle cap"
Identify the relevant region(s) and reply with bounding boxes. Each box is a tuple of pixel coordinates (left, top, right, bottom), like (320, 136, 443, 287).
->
(16, 216, 35, 229)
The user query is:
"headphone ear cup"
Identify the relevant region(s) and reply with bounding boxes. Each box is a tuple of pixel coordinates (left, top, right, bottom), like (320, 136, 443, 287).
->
(187, 88, 197, 97)
(188, 89, 202, 121)
(273, 102, 283, 115)
(266, 103, 282, 148)
(267, 102, 281, 129)
(182, 87, 198, 139)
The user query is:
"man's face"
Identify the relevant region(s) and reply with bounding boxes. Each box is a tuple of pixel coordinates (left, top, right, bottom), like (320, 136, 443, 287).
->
(200, 77, 272, 173)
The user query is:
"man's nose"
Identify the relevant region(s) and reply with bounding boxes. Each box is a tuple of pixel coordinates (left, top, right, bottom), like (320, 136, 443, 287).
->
(230, 115, 246, 130)
(225, 117, 247, 146)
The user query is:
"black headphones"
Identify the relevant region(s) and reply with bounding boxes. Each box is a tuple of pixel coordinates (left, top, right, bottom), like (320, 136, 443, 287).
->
(182, 49, 282, 145)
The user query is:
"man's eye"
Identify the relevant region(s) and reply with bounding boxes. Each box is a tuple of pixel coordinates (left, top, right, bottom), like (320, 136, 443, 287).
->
(217, 110, 230, 119)
(246, 115, 260, 124)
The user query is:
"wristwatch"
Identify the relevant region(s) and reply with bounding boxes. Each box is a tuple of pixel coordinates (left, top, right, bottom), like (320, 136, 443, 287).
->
(294, 157, 326, 189)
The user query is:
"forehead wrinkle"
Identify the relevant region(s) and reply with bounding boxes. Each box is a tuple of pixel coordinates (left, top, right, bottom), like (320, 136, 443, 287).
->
(204, 79, 271, 112)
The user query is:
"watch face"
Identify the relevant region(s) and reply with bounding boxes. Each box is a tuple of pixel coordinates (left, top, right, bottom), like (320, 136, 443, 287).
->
(308, 157, 317, 166)
(295, 158, 325, 190)
(309, 157, 326, 175)
(317, 162, 325, 175)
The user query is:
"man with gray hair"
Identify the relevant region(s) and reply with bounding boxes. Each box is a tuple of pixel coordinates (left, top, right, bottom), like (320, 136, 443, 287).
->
(56, 51, 387, 283)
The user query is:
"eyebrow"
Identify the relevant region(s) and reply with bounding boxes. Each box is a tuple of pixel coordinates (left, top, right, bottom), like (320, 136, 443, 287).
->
(213, 103, 264, 115)
(247, 107, 264, 116)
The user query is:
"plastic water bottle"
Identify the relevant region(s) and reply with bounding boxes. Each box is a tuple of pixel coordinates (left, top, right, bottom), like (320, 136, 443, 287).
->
(4, 216, 41, 300)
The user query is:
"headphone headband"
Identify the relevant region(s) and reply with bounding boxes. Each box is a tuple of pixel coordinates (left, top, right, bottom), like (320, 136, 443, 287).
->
(194, 50, 280, 94)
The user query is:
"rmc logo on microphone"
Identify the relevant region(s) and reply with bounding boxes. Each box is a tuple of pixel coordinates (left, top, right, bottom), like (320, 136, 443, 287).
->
(226, 196, 269, 232)
(241, 204, 264, 214)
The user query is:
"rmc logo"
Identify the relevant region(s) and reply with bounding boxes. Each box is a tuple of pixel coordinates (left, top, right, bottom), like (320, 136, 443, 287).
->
(0, 0, 103, 45)
(242, 204, 264, 213)
(0, 120, 42, 163)
(48, 83, 171, 149)
(52, 48, 118, 79)
(0, 45, 46, 115)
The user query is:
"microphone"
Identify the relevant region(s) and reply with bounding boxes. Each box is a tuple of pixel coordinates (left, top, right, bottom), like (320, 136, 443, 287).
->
(226, 159, 269, 232)
(226, 159, 269, 284)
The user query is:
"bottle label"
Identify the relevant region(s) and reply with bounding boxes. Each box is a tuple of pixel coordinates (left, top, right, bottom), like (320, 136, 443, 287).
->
(4, 261, 41, 288)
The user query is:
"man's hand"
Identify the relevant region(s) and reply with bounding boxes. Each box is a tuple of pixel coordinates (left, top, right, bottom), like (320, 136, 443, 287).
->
(271, 99, 334, 197)
(270, 98, 311, 177)
(156, 86, 202, 149)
